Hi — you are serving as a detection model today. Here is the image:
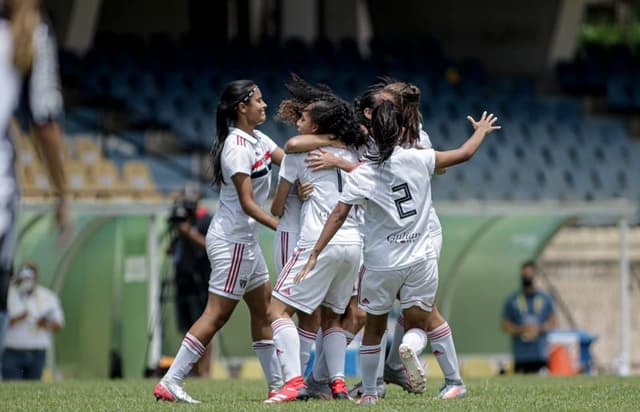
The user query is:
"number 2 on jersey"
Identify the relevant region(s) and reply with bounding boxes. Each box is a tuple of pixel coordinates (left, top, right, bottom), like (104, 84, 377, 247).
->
(392, 183, 416, 219)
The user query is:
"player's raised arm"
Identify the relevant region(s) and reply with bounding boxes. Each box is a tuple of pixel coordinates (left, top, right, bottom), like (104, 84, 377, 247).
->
(434, 111, 500, 169)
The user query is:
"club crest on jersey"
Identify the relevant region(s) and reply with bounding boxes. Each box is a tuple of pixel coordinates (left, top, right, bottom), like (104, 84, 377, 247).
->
(386, 231, 422, 244)
(239, 279, 247, 288)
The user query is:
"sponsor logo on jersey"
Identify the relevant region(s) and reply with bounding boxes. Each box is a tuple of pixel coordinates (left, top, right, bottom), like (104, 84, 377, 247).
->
(386, 231, 422, 244)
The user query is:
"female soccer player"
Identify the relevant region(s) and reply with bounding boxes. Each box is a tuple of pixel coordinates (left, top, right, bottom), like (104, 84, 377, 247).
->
(265, 82, 366, 403)
(0, 0, 68, 368)
(381, 80, 467, 399)
(154, 80, 284, 403)
(295, 101, 500, 405)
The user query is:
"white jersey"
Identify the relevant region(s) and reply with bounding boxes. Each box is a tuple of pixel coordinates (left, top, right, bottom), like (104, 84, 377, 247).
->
(275, 161, 302, 233)
(418, 129, 442, 238)
(5, 285, 65, 350)
(280, 147, 361, 247)
(208, 127, 278, 244)
(340, 147, 438, 270)
(0, 20, 21, 269)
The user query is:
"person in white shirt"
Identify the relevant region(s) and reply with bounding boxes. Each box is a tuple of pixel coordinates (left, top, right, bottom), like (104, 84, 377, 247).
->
(0, 0, 68, 378)
(265, 82, 366, 403)
(3, 262, 64, 380)
(296, 101, 500, 405)
(155, 80, 285, 404)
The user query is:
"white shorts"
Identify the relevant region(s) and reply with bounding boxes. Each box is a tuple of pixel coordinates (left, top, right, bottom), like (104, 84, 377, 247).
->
(273, 230, 300, 275)
(273, 243, 362, 315)
(206, 235, 269, 300)
(358, 258, 439, 315)
(431, 231, 442, 259)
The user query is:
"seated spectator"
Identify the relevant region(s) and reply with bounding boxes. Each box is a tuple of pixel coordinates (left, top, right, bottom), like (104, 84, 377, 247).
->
(2, 262, 64, 380)
(501, 261, 557, 374)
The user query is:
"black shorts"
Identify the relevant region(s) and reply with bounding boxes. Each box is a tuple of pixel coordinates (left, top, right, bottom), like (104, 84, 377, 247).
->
(514, 360, 547, 374)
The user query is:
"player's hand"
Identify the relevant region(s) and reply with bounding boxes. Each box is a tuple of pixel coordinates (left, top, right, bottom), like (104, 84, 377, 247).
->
(305, 148, 339, 171)
(54, 196, 72, 245)
(294, 255, 317, 284)
(37, 317, 50, 329)
(466, 111, 501, 134)
(296, 180, 313, 201)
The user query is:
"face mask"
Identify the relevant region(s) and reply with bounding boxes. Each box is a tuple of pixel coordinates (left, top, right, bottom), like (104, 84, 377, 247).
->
(521, 277, 534, 290)
(17, 278, 35, 294)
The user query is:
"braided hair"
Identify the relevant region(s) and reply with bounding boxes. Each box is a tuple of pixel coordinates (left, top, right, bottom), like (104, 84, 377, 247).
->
(211, 80, 258, 185)
(366, 100, 403, 165)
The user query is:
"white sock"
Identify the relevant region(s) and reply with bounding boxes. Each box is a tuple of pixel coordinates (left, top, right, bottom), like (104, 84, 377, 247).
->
(165, 333, 205, 384)
(312, 328, 328, 382)
(344, 330, 355, 347)
(428, 322, 462, 382)
(359, 344, 381, 396)
(271, 318, 301, 382)
(323, 327, 346, 381)
(402, 327, 428, 355)
(376, 331, 388, 379)
(298, 327, 316, 376)
(253, 339, 284, 391)
(386, 316, 404, 370)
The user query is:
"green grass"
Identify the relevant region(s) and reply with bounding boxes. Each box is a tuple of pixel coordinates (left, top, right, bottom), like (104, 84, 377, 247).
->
(1, 376, 639, 411)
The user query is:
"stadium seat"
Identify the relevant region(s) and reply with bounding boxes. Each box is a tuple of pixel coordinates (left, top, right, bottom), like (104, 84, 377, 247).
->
(93, 160, 123, 198)
(65, 161, 97, 199)
(122, 160, 162, 199)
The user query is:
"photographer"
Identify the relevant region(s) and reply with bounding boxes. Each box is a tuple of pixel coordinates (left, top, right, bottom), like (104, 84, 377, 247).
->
(167, 185, 212, 377)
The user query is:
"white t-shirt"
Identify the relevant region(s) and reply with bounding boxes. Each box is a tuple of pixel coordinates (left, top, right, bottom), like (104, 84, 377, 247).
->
(5, 285, 65, 350)
(208, 127, 278, 244)
(418, 129, 442, 238)
(280, 147, 361, 247)
(340, 147, 437, 270)
(275, 157, 302, 234)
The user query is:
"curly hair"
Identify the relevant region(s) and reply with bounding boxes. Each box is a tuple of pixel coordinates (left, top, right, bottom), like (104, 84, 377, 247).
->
(276, 73, 335, 124)
(366, 100, 403, 165)
(304, 99, 366, 148)
(277, 74, 366, 148)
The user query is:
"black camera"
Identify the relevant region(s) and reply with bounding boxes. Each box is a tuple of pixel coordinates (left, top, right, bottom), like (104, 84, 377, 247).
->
(168, 199, 197, 228)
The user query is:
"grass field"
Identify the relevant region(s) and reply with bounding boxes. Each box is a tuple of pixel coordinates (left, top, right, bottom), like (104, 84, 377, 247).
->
(2, 376, 640, 411)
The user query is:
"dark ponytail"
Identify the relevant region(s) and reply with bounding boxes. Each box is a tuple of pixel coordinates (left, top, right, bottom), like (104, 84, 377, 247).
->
(366, 100, 402, 165)
(211, 80, 257, 185)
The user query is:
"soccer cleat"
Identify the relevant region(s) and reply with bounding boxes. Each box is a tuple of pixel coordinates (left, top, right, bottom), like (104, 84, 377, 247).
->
(357, 394, 378, 406)
(306, 374, 332, 400)
(399, 344, 427, 393)
(153, 379, 201, 404)
(349, 378, 387, 399)
(264, 376, 309, 404)
(384, 364, 419, 393)
(438, 380, 467, 399)
(330, 378, 352, 400)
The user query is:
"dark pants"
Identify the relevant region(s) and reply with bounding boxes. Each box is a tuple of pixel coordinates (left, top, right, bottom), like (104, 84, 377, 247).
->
(514, 360, 547, 374)
(2, 348, 47, 380)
